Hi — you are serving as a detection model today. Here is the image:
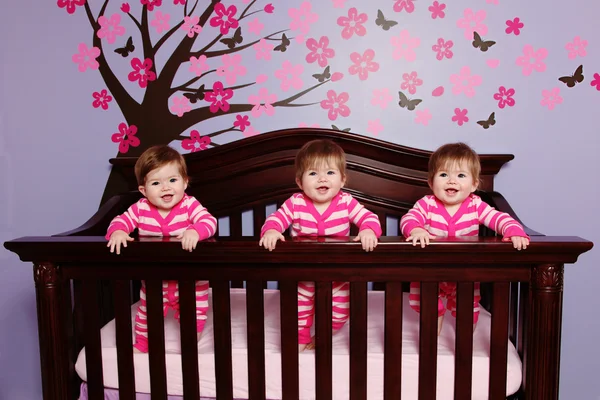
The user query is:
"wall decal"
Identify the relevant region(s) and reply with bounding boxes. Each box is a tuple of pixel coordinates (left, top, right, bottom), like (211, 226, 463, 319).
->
(493, 86, 516, 109)
(432, 86, 444, 96)
(398, 91, 422, 111)
(591, 73, 600, 91)
(401, 71, 423, 94)
(428, 2, 446, 19)
(457, 8, 488, 40)
(476, 112, 496, 129)
(540, 87, 563, 110)
(92, 89, 113, 110)
(486, 59, 500, 68)
(558, 65, 584, 88)
(450, 66, 482, 97)
(451, 108, 469, 126)
(505, 17, 523, 36)
(432, 38, 453, 60)
(472, 32, 496, 52)
(367, 119, 384, 136)
(114, 36, 135, 57)
(331, 124, 351, 132)
(338, 7, 368, 39)
(375, 9, 398, 31)
(565, 36, 588, 59)
(414, 109, 432, 125)
(516, 45, 548, 76)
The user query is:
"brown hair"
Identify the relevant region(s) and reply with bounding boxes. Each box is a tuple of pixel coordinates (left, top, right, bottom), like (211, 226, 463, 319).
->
(294, 139, 347, 181)
(134, 145, 189, 186)
(427, 142, 481, 187)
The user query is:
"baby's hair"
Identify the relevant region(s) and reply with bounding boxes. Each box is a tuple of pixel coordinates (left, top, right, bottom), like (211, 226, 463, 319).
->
(134, 145, 189, 186)
(428, 142, 481, 187)
(295, 139, 347, 181)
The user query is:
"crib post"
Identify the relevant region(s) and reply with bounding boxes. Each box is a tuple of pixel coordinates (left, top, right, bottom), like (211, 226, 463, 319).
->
(33, 262, 70, 400)
(525, 264, 564, 400)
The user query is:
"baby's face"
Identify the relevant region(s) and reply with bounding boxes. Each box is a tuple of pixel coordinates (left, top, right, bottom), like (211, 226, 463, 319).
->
(138, 162, 187, 214)
(296, 161, 346, 208)
(431, 160, 477, 208)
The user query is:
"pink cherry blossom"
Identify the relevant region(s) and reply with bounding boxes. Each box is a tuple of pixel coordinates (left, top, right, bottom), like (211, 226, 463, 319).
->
(320, 90, 351, 121)
(305, 36, 335, 67)
(289, 2, 319, 35)
(298, 122, 321, 128)
(591, 73, 600, 91)
(450, 66, 482, 98)
(367, 119, 384, 136)
(181, 15, 202, 37)
(391, 30, 420, 62)
(540, 87, 563, 110)
(394, 0, 415, 13)
(248, 88, 277, 117)
(243, 126, 260, 138)
(348, 49, 379, 81)
(92, 89, 113, 110)
(515, 45, 548, 76)
(182, 130, 211, 152)
(505, 17, 523, 36)
(401, 71, 423, 95)
(456, 8, 488, 40)
(170, 96, 191, 117)
(451, 108, 469, 126)
(234, 115, 251, 132)
(111, 123, 140, 153)
(72, 43, 101, 72)
(150, 11, 170, 34)
(274, 61, 304, 91)
(210, 3, 239, 35)
(173, 0, 185, 5)
(189, 55, 209, 76)
(97, 14, 126, 44)
(140, 0, 162, 12)
(332, 0, 346, 8)
(565, 36, 588, 59)
(429, 1, 446, 19)
(371, 88, 393, 109)
(432, 38, 453, 60)
(415, 109, 432, 126)
(216, 54, 247, 85)
(493, 86, 515, 109)
(337, 7, 367, 40)
(487, 0, 499, 4)
(247, 18, 264, 35)
(204, 81, 234, 114)
(253, 39, 274, 60)
(121, 3, 130, 13)
(127, 58, 156, 88)
(57, 0, 85, 15)
(331, 72, 343, 82)
(264, 3, 274, 13)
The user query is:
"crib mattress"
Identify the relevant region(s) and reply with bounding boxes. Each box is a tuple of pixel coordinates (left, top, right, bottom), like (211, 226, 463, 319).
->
(75, 289, 522, 400)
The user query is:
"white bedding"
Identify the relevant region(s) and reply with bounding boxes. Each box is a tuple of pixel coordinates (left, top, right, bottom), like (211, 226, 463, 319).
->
(75, 289, 522, 399)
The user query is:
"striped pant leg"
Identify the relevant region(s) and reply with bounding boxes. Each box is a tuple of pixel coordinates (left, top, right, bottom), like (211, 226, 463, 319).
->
(409, 281, 445, 316)
(446, 282, 482, 323)
(133, 281, 149, 352)
(297, 281, 315, 344)
(331, 281, 350, 331)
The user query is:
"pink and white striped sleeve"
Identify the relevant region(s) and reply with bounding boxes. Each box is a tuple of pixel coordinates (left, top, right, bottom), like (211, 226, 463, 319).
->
(105, 202, 141, 240)
(260, 196, 295, 237)
(346, 195, 383, 237)
(187, 197, 218, 240)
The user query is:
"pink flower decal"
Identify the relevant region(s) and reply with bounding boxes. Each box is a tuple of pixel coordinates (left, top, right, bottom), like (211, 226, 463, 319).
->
(151, 11, 170, 34)
(505, 17, 523, 36)
(331, 72, 343, 82)
(204, 81, 234, 114)
(591, 73, 600, 91)
(391, 30, 420, 62)
(182, 130, 211, 152)
(332, 0, 347, 7)
(401, 71, 423, 95)
(189, 55, 209, 76)
(92, 89, 113, 110)
(540, 87, 563, 110)
(181, 15, 202, 37)
(305, 36, 335, 67)
(456, 8, 488, 40)
(493, 86, 515, 109)
(57, 0, 85, 15)
(72, 43, 101, 72)
(450, 66, 482, 98)
(415, 109, 432, 126)
(429, 2, 446, 19)
(97, 14, 126, 44)
(111, 123, 140, 154)
(128, 58, 156, 88)
(216, 54, 247, 85)
(371, 88, 393, 109)
(367, 119, 384, 136)
(320, 90, 350, 121)
(243, 126, 260, 138)
(210, 3, 239, 35)
(247, 18, 264, 35)
(264, 3, 274, 13)
(348, 49, 379, 81)
(253, 39, 274, 60)
(487, 0, 499, 3)
(248, 88, 277, 117)
(515, 45, 548, 76)
(173, 0, 185, 4)
(289, 2, 319, 35)
(121, 3, 130, 13)
(275, 61, 304, 91)
(432, 38, 453, 60)
(140, 0, 162, 11)
(451, 108, 469, 126)
(337, 7, 367, 40)
(233, 115, 251, 132)
(298, 122, 321, 128)
(170, 96, 191, 117)
(393, 0, 415, 13)
(565, 36, 588, 59)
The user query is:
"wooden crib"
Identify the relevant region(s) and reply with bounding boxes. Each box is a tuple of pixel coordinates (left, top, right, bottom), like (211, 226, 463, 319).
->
(4, 128, 593, 400)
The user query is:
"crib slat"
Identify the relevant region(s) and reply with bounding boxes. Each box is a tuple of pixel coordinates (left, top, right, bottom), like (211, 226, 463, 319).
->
(253, 205, 266, 237)
(231, 211, 242, 238)
(246, 281, 266, 400)
(146, 279, 168, 400)
(113, 280, 135, 400)
(378, 213, 387, 236)
(454, 282, 474, 400)
(517, 282, 528, 359)
(279, 280, 299, 400)
(82, 280, 104, 400)
(384, 282, 403, 400)
(509, 282, 519, 347)
(489, 282, 510, 400)
(178, 280, 200, 400)
(418, 282, 438, 400)
(212, 280, 234, 400)
(315, 281, 333, 400)
(350, 282, 368, 400)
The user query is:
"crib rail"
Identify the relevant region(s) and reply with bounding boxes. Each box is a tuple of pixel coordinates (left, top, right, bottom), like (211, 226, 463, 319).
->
(4, 235, 593, 400)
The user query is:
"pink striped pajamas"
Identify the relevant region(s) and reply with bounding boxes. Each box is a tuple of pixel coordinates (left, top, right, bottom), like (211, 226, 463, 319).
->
(400, 194, 528, 323)
(261, 192, 382, 344)
(106, 194, 217, 352)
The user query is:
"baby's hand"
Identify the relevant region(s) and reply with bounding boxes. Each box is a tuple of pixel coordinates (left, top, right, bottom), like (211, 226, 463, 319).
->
(405, 227, 436, 248)
(178, 229, 200, 252)
(107, 230, 134, 255)
(503, 235, 529, 250)
(353, 229, 378, 252)
(259, 229, 285, 251)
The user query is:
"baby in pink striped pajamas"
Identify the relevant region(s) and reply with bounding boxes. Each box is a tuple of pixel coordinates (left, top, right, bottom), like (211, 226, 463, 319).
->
(400, 142, 529, 335)
(259, 139, 382, 352)
(106, 145, 217, 353)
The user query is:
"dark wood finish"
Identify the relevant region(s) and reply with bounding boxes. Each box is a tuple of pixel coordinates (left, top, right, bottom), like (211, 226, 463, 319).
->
(246, 281, 266, 400)
(82, 280, 104, 400)
(454, 282, 474, 400)
(178, 280, 200, 400)
(113, 280, 135, 400)
(145, 279, 168, 400)
(315, 281, 333, 400)
(418, 282, 438, 400)
(211, 280, 234, 400)
(489, 282, 510, 400)
(349, 282, 368, 400)
(279, 280, 299, 400)
(384, 282, 403, 400)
